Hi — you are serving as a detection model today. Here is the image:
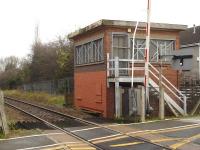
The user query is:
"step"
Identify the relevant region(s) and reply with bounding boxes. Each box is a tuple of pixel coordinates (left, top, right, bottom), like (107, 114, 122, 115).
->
(149, 78, 185, 116)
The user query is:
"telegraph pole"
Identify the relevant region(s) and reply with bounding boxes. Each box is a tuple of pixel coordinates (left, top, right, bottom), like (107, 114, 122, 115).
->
(34, 22, 40, 45)
(0, 91, 9, 135)
(144, 0, 151, 113)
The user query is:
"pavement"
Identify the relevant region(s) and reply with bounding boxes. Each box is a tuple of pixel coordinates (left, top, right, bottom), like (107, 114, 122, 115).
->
(0, 131, 94, 150)
(1, 117, 200, 150)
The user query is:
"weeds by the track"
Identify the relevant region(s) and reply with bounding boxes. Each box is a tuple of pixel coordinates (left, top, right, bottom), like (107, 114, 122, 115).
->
(4, 90, 65, 107)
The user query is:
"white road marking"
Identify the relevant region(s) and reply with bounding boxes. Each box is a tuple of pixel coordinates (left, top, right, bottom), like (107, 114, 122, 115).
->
(16, 142, 80, 150)
(0, 132, 65, 141)
(71, 126, 101, 133)
(88, 133, 122, 142)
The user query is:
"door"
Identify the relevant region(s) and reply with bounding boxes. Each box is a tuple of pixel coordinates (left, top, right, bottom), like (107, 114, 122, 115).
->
(112, 34, 129, 76)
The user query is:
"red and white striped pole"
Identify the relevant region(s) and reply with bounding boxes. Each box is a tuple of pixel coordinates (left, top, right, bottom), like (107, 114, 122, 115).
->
(144, 0, 151, 113)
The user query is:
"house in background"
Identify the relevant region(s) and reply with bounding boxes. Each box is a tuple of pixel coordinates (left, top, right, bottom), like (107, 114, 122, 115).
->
(68, 19, 187, 119)
(177, 25, 200, 80)
(172, 25, 200, 113)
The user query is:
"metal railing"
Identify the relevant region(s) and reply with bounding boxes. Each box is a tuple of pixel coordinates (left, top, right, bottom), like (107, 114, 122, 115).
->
(149, 63, 187, 115)
(107, 53, 187, 115)
(107, 53, 144, 78)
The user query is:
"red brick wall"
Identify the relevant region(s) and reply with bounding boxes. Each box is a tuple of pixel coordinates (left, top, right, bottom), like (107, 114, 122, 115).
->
(72, 25, 182, 118)
(74, 71, 108, 117)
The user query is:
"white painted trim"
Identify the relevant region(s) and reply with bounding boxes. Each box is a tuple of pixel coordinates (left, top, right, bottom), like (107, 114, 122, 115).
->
(181, 43, 200, 48)
(75, 34, 104, 47)
(129, 35, 176, 41)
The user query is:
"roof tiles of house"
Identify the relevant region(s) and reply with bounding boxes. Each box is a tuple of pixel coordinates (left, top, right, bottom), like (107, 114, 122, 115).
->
(180, 26, 200, 46)
(68, 19, 187, 39)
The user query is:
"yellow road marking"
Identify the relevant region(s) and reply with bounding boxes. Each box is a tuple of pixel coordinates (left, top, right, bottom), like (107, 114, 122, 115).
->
(66, 143, 89, 147)
(127, 123, 200, 136)
(110, 141, 144, 147)
(42, 143, 96, 150)
(92, 135, 128, 144)
(170, 133, 200, 149)
(151, 138, 183, 143)
(42, 145, 65, 150)
(152, 124, 200, 134)
(106, 118, 179, 127)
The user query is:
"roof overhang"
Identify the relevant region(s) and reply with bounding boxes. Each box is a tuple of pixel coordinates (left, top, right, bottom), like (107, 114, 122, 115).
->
(68, 19, 188, 39)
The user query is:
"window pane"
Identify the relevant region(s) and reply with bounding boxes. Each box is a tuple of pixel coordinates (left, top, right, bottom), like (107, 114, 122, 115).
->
(130, 38, 175, 62)
(75, 38, 104, 65)
(113, 34, 128, 47)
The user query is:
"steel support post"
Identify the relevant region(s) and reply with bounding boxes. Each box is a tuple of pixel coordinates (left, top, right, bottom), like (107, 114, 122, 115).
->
(159, 87, 165, 119)
(115, 81, 121, 118)
(159, 41, 164, 120)
(183, 96, 187, 116)
(114, 57, 121, 118)
(140, 86, 145, 122)
(107, 53, 110, 88)
(144, 0, 151, 113)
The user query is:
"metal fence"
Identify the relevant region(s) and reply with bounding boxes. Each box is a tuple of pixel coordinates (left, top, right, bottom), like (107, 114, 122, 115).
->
(23, 77, 73, 95)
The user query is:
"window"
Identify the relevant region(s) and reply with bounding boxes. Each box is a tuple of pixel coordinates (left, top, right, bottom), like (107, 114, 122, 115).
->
(75, 38, 104, 65)
(130, 39, 175, 62)
(130, 38, 146, 60)
(150, 39, 175, 61)
(112, 34, 129, 59)
(112, 34, 129, 75)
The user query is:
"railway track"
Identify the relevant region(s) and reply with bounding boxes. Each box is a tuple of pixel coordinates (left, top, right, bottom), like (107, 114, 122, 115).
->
(5, 96, 171, 150)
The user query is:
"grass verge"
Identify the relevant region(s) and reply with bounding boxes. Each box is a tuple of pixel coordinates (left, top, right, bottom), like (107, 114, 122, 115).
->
(0, 128, 42, 139)
(3, 90, 65, 107)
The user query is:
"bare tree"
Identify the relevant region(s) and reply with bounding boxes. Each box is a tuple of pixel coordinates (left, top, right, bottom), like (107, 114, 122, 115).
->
(6, 56, 19, 70)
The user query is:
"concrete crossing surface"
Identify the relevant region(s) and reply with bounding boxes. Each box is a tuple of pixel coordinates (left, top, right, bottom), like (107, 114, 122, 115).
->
(1, 118, 200, 150)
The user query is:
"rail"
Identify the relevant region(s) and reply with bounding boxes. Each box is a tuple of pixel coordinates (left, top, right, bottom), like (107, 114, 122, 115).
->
(5, 98, 102, 150)
(5, 96, 171, 150)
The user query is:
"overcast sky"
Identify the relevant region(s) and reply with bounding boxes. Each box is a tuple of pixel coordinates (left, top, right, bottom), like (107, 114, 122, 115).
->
(0, 0, 199, 58)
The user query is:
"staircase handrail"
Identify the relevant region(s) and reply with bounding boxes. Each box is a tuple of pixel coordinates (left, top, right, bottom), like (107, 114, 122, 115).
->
(148, 63, 185, 98)
(149, 70, 183, 103)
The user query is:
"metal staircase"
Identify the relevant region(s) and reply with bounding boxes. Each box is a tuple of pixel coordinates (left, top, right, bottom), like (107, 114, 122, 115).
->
(107, 54, 187, 117)
(148, 63, 187, 116)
